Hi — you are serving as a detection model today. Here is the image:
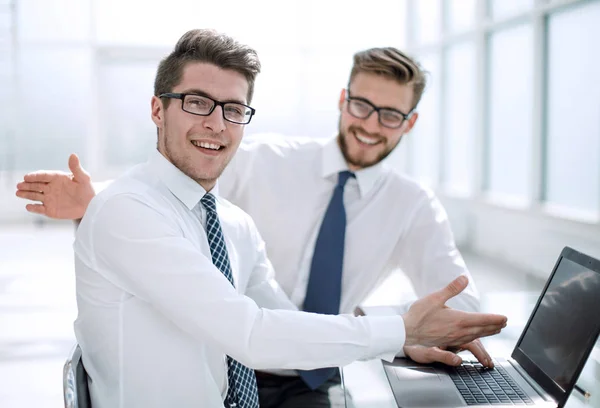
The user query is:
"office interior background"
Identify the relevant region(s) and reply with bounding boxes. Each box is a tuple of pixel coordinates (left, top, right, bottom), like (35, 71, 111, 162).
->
(1, 0, 599, 406)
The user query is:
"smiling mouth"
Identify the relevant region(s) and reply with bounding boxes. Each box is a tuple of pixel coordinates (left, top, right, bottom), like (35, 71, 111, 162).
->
(191, 140, 224, 151)
(353, 131, 381, 146)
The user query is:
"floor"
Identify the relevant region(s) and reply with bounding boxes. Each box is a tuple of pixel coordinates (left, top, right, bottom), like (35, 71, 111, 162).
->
(0, 223, 549, 407)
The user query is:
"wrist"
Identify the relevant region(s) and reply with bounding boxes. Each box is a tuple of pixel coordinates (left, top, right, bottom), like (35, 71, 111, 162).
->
(401, 313, 417, 346)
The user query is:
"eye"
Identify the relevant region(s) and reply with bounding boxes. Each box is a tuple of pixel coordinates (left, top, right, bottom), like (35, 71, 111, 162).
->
(186, 96, 211, 108)
(353, 100, 369, 109)
(225, 106, 244, 116)
(381, 110, 403, 122)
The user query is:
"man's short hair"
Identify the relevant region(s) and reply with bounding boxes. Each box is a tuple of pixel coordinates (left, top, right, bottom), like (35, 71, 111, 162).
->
(154, 29, 261, 107)
(349, 47, 428, 109)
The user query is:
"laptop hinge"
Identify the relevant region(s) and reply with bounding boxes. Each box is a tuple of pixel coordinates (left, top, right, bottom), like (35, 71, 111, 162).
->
(508, 358, 554, 403)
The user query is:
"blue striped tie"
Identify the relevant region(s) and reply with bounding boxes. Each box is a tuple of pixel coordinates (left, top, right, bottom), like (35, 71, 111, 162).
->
(299, 171, 355, 389)
(200, 193, 259, 408)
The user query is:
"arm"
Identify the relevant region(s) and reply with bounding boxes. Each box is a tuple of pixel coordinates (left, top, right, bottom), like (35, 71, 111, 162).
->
(395, 191, 479, 312)
(84, 194, 506, 370)
(16, 153, 100, 220)
(390, 191, 487, 366)
(86, 193, 405, 370)
(243, 215, 298, 311)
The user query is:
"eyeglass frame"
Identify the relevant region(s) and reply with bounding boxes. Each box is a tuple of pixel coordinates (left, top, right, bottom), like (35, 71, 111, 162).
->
(159, 92, 256, 125)
(344, 89, 414, 129)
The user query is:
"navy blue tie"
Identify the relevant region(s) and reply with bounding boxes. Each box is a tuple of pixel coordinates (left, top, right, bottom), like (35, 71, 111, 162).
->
(200, 193, 259, 408)
(299, 171, 355, 390)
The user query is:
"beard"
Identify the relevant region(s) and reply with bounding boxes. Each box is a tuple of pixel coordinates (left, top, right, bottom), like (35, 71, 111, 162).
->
(337, 120, 400, 170)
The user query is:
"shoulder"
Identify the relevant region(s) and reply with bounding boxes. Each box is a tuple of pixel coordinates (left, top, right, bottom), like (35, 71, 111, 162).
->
(84, 164, 176, 227)
(238, 133, 328, 158)
(385, 169, 438, 206)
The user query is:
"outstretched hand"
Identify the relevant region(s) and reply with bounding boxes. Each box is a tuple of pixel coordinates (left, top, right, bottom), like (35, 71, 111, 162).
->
(15, 153, 95, 220)
(402, 276, 507, 349)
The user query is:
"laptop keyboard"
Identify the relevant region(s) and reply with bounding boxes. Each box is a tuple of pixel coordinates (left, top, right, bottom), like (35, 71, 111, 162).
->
(449, 362, 534, 405)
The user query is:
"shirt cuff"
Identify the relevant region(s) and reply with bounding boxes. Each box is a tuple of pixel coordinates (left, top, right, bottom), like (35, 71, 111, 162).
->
(364, 315, 406, 362)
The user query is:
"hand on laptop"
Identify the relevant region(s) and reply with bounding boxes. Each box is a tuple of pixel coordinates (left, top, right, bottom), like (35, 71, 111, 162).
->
(402, 275, 507, 350)
(404, 339, 494, 368)
(15, 153, 94, 220)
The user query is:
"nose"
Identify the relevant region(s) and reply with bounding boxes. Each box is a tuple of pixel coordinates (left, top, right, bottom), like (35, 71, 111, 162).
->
(202, 105, 226, 133)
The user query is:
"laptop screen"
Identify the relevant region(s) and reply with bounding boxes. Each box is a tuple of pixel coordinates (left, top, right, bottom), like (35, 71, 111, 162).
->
(513, 250, 600, 405)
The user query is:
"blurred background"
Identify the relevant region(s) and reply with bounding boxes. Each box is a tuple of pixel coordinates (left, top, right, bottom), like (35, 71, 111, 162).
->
(1, 0, 599, 406)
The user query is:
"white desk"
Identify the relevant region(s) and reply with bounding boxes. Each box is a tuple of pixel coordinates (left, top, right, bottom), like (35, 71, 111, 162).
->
(342, 292, 600, 408)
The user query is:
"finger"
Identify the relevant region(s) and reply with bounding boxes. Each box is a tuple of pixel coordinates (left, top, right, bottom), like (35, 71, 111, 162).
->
(69, 153, 90, 181)
(425, 348, 463, 366)
(15, 190, 45, 202)
(462, 340, 493, 368)
(405, 345, 462, 366)
(23, 171, 61, 183)
(16, 182, 48, 193)
(435, 275, 469, 304)
(25, 204, 47, 215)
(452, 325, 505, 346)
(459, 312, 508, 328)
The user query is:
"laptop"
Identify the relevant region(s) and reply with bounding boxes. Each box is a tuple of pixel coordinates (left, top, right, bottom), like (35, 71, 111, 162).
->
(383, 246, 600, 408)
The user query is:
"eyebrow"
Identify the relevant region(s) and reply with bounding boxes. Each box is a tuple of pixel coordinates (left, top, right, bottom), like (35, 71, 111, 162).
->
(181, 88, 247, 105)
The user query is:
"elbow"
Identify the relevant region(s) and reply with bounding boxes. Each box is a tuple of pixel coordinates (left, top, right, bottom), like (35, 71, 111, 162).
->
(228, 347, 273, 370)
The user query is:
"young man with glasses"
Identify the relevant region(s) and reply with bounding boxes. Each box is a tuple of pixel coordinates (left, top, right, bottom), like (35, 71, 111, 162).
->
(17, 46, 496, 407)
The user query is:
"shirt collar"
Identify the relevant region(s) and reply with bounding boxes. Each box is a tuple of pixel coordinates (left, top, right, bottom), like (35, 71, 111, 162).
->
(321, 136, 387, 198)
(149, 149, 217, 210)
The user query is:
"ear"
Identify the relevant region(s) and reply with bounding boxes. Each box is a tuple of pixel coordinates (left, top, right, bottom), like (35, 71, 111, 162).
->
(151, 96, 164, 128)
(338, 88, 347, 111)
(402, 111, 419, 134)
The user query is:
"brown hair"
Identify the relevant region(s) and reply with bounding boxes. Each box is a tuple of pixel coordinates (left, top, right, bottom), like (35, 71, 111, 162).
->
(154, 29, 261, 107)
(348, 47, 427, 109)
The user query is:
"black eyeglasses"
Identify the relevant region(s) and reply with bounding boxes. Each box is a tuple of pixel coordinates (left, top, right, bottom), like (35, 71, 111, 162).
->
(160, 93, 256, 125)
(345, 90, 413, 129)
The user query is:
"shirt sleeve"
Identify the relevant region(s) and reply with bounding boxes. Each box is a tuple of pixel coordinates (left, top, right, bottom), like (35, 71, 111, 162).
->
(92, 180, 114, 195)
(86, 193, 406, 370)
(243, 215, 299, 311)
(393, 191, 480, 312)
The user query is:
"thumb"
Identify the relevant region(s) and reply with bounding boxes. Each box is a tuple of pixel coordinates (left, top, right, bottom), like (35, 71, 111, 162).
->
(68, 153, 90, 181)
(436, 275, 468, 304)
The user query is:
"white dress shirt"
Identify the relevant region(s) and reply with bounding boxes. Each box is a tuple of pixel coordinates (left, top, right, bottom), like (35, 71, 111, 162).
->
(220, 134, 480, 315)
(74, 150, 406, 408)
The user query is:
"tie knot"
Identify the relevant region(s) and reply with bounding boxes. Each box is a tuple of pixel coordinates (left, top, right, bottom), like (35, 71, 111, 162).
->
(200, 193, 217, 213)
(337, 171, 355, 188)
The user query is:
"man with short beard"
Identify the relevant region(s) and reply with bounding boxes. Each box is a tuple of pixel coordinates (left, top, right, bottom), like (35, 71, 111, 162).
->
(17, 47, 493, 407)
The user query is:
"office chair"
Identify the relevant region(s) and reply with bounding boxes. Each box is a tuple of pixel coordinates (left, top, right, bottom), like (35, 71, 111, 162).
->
(63, 344, 92, 408)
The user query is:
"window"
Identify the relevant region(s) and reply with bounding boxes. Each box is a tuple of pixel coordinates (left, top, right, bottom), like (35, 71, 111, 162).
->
(413, 0, 441, 46)
(99, 61, 157, 166)
(300, 0, 407, 49)
(489, 0, 535, 19)
(409, 52, 442, 186)
(17, 0, 91, 43)
(442, 41, 477, 195)
(545, 1, 600, 215)
(446, 0, 477, 34)
(487, 24, 534, 201)
(15, 48, 92, 170)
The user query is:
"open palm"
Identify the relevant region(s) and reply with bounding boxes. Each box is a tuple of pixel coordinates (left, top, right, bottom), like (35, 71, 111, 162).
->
(15, 154, 96, 220)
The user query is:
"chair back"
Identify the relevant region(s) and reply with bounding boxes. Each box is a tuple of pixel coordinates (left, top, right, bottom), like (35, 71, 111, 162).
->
(63, 344, 92, 408)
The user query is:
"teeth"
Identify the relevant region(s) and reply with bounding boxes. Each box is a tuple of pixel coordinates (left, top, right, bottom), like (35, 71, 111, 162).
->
(192, 141, 221, 150)
(355, 133, 378, 145)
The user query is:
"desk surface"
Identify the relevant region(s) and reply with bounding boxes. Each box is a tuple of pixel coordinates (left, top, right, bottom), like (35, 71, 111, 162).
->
(342, 292, 600, 408)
